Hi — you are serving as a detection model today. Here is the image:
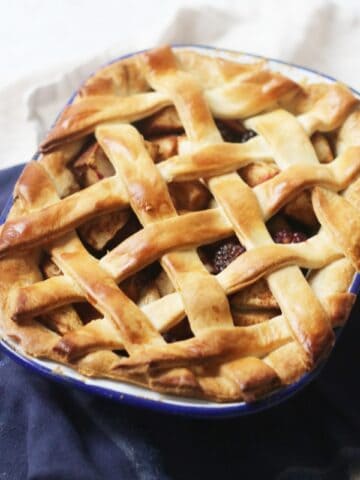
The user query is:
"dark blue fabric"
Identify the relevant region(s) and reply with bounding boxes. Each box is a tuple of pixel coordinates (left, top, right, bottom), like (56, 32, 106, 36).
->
(1, 164, 360, 480)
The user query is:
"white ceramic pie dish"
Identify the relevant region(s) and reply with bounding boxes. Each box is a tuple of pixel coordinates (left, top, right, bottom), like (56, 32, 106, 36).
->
(0, 45, 359, 418)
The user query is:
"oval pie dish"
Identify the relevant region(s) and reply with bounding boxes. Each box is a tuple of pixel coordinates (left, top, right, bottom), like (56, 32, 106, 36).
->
(0, 45, 359, 418)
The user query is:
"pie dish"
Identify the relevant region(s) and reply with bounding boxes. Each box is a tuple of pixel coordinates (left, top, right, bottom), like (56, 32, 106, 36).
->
(0, 45, 359, 407)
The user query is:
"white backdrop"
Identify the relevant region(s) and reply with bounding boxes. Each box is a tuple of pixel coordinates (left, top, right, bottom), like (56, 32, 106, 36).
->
(0, 0, 359, 169)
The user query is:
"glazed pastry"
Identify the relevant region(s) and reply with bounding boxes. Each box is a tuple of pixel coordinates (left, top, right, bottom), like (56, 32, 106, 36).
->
(0, 46, 359, 403)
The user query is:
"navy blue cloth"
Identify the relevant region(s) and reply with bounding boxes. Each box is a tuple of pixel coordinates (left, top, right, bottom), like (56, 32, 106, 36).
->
(1, 164, 360, 480)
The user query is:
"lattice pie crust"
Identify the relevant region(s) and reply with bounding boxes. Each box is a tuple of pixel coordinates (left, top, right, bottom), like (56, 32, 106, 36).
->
(0, 46, 359, 402)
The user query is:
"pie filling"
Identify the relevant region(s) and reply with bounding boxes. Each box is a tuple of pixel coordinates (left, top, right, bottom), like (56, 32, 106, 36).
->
(35, 113, 325, 344)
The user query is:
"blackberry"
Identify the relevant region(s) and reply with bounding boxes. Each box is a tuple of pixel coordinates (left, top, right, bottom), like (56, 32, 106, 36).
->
(273, 229, 307, 244)
(211, 238, 245, 274)
(237, 129, 257, 143)
(216, 120, 257, 143)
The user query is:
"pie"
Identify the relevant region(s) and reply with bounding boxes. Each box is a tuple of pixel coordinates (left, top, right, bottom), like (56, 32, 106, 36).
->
(0, 45, 359, 403)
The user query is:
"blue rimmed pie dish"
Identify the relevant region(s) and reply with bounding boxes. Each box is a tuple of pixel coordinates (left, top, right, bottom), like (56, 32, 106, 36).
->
(0, 45, 359, 418)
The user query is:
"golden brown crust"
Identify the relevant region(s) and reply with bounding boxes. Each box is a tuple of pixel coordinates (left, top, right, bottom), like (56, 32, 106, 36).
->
(312, 186, 360, 270)
(0, 45, 359, 403)
(40, 93, 172, 153)
(79, 54, 148, 97)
